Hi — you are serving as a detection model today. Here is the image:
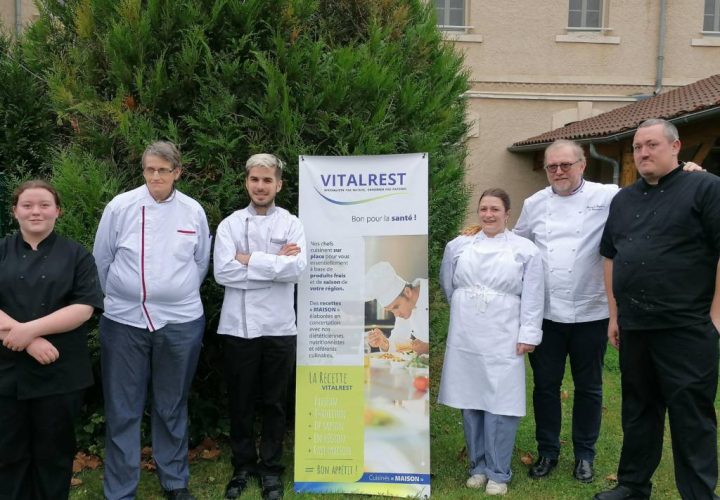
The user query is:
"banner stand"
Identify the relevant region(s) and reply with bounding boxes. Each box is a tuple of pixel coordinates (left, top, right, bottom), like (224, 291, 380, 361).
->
(295, 154, 430, 498)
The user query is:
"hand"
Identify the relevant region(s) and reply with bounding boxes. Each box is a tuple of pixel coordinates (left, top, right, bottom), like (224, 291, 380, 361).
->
(607, 318, 620, 350)
(278, 243, 301, 256)
(367, 329, 389, 351)
(516, 343, 535, 355)
(460, 224, 482, 236)
(3, 322, 39, 351)
(25, 338, 59, 365)
(235, 252, 251, 265)
(682, 161, 705, 172)
(411, 339, 429, 355)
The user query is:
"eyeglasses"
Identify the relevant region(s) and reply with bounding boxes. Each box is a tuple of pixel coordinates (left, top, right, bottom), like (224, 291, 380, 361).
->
(143, 167, 176, 176)
(544, 159, 581, 173)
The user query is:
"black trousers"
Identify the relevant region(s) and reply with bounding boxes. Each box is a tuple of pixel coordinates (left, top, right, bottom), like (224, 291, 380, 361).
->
(529, 318, 608, 461)
(617, 322, 719, 499)
(0, 390, 84, 500)
(223, 335, 296, 476)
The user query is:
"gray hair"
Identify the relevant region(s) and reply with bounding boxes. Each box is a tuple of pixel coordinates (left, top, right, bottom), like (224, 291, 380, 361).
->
(544, 139, 585, 165)
(142, 141, 182, 171)
(637, 118, 679, 142)
(245, 153, 284, 179)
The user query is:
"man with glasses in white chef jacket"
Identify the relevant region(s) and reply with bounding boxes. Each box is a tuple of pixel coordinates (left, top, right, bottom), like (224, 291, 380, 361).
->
(515, 140, 614, 484)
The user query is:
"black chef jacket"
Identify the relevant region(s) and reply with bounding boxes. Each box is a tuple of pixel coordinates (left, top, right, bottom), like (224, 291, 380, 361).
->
(0, 231, 104, 399)
(600, 166, 720, 330)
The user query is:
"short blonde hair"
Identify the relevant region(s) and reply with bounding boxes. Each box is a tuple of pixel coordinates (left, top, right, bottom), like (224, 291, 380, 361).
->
(245, 153, 284, 179)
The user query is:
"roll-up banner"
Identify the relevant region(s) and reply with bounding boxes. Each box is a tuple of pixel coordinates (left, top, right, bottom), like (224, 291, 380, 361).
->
(294, 154, 430, 498)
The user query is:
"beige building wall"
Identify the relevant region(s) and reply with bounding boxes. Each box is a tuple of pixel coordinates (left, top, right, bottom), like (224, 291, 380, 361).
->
(441, 0, 720, 225)
(0, 0, 39, 35)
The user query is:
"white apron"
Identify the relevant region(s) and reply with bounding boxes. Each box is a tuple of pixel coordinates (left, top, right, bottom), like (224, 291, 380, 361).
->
(438, 233, 528, 416)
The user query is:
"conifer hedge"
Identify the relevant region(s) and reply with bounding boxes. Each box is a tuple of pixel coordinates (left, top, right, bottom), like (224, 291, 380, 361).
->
(1, 0, 470, 449)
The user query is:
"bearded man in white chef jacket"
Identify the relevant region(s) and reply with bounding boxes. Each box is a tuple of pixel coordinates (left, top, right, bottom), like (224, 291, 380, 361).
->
(514, 139, 617, 484)
(214, 154, 306, 500)
(364, 261, 429, 355)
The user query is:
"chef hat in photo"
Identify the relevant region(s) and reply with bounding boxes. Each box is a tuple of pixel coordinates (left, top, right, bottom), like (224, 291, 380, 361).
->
(365, 261, 406, 307)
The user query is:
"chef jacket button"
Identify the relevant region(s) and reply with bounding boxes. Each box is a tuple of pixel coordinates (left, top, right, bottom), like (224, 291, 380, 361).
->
(641, 261, 645, 265)
(41, 303, 45, 306)
(19, 275, 24, 279)
(636, 214, 640, 218)
(576, 230, 580, 233)
(22, 254, 26, 258)
(572, 248, 576, 252)
(41, 275, 46, 279)
(660, 189, 664, 193)
(643, 192, 648, 195)
(578, 211, 582, 214)
(624, 261, 628, 265)
(628, 237, 633, 241)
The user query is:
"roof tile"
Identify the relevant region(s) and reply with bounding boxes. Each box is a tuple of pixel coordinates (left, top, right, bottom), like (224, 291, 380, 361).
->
(512, 74, 720, 147)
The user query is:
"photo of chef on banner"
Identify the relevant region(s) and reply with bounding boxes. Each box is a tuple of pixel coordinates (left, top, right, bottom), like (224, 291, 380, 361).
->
(364, 261, 429, 356)
(361, 235, 430, 477)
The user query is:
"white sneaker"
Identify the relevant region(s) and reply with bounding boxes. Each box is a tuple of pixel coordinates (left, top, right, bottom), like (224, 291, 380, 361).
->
(466, 474, 488, 489)
(486, 480, 508, 496)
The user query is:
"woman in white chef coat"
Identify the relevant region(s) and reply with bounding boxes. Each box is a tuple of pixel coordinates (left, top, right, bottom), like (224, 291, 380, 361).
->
(438, 188, 544, 496)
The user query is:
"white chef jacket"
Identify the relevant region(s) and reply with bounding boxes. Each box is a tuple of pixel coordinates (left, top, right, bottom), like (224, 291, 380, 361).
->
(514, 180, 618, 324)
(387, 278, 429, 351)
(438, 230, 544, 416)
(214, 204, 306, 338)
(93, 185, 211, 331)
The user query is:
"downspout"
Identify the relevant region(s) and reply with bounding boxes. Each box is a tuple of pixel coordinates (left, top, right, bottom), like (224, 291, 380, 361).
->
(589, 143, 620, 186)
(654, 0, 666, 95)
(14, 0, 22, 36)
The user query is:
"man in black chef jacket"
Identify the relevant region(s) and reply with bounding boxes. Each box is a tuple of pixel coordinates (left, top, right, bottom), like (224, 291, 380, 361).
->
(596, 118, 720, 500)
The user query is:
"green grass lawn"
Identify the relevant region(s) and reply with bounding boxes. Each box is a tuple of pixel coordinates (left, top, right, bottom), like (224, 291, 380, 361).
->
(70, 348, 718, 499)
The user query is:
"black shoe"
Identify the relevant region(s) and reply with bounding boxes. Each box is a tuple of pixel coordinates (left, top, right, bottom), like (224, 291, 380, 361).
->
(573, 459, 594, 483)
(225, 470, 252, 499)
(529, 456, 558, 479)
(261, 474, 284, 500)
(594, 485, 649, 500)
(164, 488, 196, 500)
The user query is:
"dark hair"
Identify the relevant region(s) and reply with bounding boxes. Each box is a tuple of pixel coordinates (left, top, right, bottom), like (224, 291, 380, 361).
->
(12, 179, 61, 208)
(478, 188, 510, 211)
